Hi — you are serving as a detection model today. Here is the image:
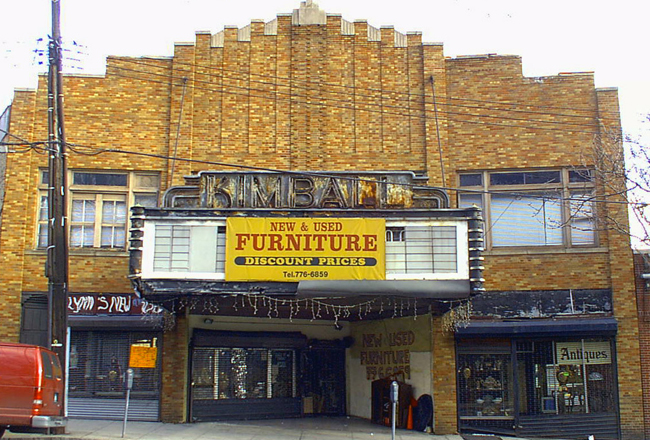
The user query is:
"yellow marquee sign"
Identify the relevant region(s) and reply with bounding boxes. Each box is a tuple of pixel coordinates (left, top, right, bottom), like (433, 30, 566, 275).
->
(226, 218, 385, 282)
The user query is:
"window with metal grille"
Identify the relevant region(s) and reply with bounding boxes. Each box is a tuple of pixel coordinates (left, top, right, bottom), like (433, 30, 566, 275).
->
(192, 348, 296, 400)
(457, 338, 616, 425)
(456, 352, 514, 419)
(517, 339, 616, 415)
(69, 331, 161, 399)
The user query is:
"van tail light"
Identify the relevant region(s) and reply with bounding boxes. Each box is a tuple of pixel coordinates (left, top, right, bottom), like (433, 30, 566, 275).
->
(33, 387, 44, 415)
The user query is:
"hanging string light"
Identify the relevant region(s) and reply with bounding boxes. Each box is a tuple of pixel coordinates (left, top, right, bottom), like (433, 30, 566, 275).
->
(441, 300, 473, 333)
(413, 297, 418, 321)
(144, 293, 428, 332)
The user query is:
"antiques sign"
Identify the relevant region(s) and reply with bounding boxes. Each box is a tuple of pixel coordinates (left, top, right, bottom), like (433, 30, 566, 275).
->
(226, 217, 385, 282)
(556, 341, 611, 365)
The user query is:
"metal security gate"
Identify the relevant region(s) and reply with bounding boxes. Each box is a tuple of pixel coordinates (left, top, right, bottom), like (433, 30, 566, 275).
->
(457, 338, 619, 439)
(68, 330, 161, 421)
(301, 345, 346, 415)
(20, 293, 49, 347)
(190, 330, 307, 421)
(514, 340, 618, 439)
(67, 398, 159, 421)
(191, 347, 300, 421)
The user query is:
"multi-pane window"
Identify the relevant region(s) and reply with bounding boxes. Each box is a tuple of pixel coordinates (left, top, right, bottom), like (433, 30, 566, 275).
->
(152, 224, 226, 275)
(38, 170, 160, 249)
(71, 198, 98, 247)
(37, 195, 49, 248)
(385, 224, 458, 275)
(459, 169, 595, 248)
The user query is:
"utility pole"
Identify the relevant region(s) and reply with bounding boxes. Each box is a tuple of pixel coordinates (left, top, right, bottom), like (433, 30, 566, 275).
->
(46, 0, 68, 398)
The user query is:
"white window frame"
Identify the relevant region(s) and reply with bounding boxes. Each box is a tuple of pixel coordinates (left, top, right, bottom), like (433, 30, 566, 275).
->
(458, 169, 596, 249)
(142, 219, 469, 281)
(385, 219, 468, 280)
(142, 220, 227, 280)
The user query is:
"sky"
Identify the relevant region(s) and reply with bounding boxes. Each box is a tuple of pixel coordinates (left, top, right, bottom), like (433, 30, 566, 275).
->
(1, 0, 648, 137)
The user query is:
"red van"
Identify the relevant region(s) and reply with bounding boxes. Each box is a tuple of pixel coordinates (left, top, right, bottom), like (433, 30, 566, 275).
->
(0, 342, 67, 438)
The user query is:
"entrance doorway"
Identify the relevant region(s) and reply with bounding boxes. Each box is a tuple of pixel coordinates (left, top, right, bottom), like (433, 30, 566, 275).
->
(301, 344, 346, 416)
(189, 330, 348, 421)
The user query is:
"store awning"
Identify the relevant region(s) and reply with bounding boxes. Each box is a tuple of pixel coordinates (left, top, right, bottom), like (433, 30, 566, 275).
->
(455, 317, 618, 338)
(296, 279, 470, 299)
(68, 315, 163, 329)
(193, 329, 308, 348)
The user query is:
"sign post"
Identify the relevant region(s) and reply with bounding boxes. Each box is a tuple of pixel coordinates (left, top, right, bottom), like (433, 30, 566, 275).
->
(390, 381, 399, 440)
(122, 369, 134, 438)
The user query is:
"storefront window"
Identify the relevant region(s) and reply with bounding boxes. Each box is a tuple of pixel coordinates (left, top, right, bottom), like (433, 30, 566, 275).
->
(192, 348, 296, 401)
(517, 340, 615, 415)
(69, 331, 161, 399)
(457, 338, 616, 427)
(457, 351, 514, 419)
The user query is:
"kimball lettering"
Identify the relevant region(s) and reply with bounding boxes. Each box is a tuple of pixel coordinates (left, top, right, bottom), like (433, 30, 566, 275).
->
(203, 173, 412, 209)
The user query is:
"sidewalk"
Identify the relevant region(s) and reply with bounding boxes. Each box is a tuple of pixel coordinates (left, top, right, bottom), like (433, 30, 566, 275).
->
(4, 417, 466, 440)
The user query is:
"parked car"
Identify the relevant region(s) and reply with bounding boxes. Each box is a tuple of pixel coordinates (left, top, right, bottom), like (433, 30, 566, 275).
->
(0, 342, 67, 438)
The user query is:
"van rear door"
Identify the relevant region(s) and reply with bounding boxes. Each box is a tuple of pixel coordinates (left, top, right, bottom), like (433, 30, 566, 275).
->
(34, 350, 64, 419)
(0, 344, 37, 425)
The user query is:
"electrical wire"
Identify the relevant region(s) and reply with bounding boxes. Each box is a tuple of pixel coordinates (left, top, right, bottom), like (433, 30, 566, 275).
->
(114, 56, 620, 121)
(108, 58, 610, 131)
(58, 140, 645, 208)
(106, 65, 604, 136)
(1, 124, 638, 208)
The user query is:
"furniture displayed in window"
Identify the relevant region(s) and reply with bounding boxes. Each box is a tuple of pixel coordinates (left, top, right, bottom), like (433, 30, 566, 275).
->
(371, 377, 412, 428)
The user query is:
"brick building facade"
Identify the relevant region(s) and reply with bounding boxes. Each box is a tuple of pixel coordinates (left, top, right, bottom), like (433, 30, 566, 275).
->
(635, 252, 650, 439)
(0, 1, 643, 438)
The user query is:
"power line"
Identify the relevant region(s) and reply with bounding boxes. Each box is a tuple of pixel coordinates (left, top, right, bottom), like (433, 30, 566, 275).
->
(2, 133, 639, 209)
(57, 141, 644, 208)
(114, 56, 620, 121)
(106, 65, 604, 135)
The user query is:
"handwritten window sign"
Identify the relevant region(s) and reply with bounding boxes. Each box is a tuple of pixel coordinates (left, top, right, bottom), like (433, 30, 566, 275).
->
(129, 345, 158, 368)
(360, 331, 416, 381)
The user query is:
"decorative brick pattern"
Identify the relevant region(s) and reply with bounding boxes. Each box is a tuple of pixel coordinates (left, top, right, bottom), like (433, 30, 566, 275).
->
(634, 253, 650, 440)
